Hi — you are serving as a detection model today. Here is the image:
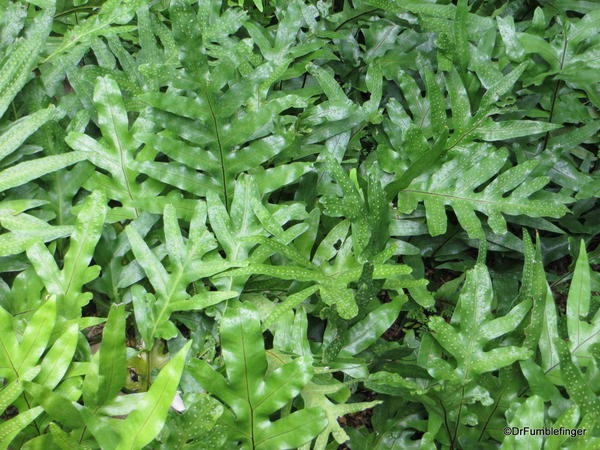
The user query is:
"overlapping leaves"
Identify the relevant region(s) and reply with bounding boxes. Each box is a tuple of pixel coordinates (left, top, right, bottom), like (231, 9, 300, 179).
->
(0, 0, 599, 449)
(190, 301, 328, 449)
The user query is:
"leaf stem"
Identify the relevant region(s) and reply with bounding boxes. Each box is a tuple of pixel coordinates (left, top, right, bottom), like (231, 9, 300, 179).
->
(478, 389, 504, 441)
(439, 399, 452, 446)
(54, 5, 99, 19)
(541, 25, 568, 152)
(205, 94, 228, 212)
(145, 348, 152, 392)
(334, 9, 379, 32)
(450, 386, 465, 449)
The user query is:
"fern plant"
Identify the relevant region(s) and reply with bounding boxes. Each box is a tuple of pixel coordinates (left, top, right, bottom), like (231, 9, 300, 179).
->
(217, 220, 420, 319)
(125, 202, 237, 343)
(25, 190, 107, 319)
(66, 76, 162, 220)
(190, 301, 328, 449)
(1, 0, 600, 448)
(0, 5, 87, 256)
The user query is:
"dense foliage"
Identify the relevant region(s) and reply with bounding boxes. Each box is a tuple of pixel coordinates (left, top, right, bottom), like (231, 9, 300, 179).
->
(0, 0, 599, 448)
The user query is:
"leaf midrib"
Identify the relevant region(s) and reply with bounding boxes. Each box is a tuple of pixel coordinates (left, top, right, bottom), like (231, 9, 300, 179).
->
(239, 318, 256, 448)
(103, 92, 137, 217)
(400, 188, 549, 209)
(149, 247, 194, 341)
(205, 94, 228, 212)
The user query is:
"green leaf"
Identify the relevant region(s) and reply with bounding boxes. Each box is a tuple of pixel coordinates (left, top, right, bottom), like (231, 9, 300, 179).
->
(190, 301, 327, 448)
(0, 106, 56, 161)
(61, 190, 108, 317)
(566, 240, 600, 360)
(0, 9, 52, 118)
(385, 129, 448, 198)
(159, 393, 226, 449)
(0, 3, 595, 449)
(263, 286, 319, 331)
(340, 295, 403, 355)
(556, 338, 600, 419)
(453, 0, 469, 71)
(255, 408, 330, 450)
(126, 225, 168, 298)
(0, 406, 43, 448)
(423, 66, 446, 135)
(301, 378, 381, 449)
(66, 77, 149, 212)
(0, 152, 86, 193)
(36, 323, 78, 389)
(501, 395, 545, 449)
(126, 201, 234, 342)
(24, 380, 85, 428)
(49, 423, 88, 450)
(397, 145, 569, 237)
(163, 204, 185, 267)
(520, 232, 547, 350)
(474, 120, 562, 141)
(14, 296, 56, 373)
(0, 367, 40, 415)
(478, 61, 528, 111)
(97, 304, 127, 406)
(117, 340, 192, 449)
(0, 305, 19, 379)
(427, 264, 532, 381)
